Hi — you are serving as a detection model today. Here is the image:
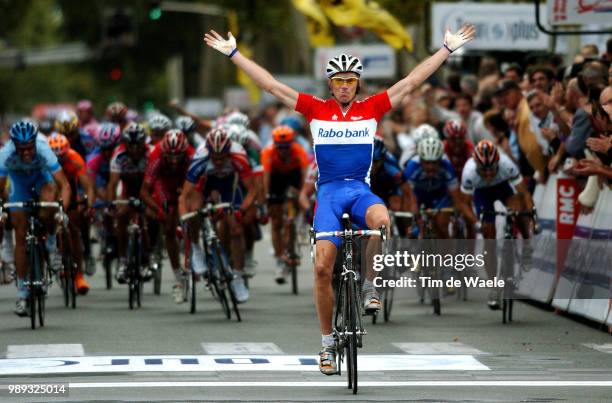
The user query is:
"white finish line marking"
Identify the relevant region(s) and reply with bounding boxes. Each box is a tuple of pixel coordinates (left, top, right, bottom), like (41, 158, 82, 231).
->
(6, 344, 84, 359)
(393, 342, 487, 355)
(64, 381, 612, 388)
(0, 354, 489, 375)
(202, 343, 283, 354)
(583, 343, 612, 354)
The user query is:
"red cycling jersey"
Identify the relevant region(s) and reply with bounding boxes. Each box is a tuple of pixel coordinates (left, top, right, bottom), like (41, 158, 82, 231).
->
(144, 143, 195, 203)
(443, 140, 474, 181)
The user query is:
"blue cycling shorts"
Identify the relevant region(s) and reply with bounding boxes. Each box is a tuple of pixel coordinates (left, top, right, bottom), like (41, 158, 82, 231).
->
(413, 188, 452, 210)
(314, 180, 384, 248)
(473, 181, 517, 223)
(8, 170, 54, 211)
(202, 175, 244, 208)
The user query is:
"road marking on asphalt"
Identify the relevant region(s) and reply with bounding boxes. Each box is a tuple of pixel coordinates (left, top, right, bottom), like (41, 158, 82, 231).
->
(0, 354, 489, 375)
(64, 381, 612, 388)
(5, 344, 85, 359)
(583, 343, 612, 354)
(202, 343, 284, 354)
(393, 342, 487, 355)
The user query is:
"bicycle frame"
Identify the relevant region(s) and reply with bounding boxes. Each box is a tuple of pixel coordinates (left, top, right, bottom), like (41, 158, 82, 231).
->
(310, 214, 385, 394)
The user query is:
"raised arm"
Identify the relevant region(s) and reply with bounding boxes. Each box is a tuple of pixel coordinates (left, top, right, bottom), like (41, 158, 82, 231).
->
(387, 24, 475, 109)
(204, 30, 298, 110)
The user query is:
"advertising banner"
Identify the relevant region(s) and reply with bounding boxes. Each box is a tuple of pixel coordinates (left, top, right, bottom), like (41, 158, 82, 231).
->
(431, 3, 548, 51)
(549, 0, 612, 26)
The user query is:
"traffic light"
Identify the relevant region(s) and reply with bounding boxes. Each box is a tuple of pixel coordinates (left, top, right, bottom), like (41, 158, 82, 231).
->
(110, 67, 123, 81)
(149, 1, 162, 20)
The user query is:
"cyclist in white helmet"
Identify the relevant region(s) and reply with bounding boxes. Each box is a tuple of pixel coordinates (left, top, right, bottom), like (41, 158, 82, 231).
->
(403, 137, 477, 238)
(204, 23, 476, 376)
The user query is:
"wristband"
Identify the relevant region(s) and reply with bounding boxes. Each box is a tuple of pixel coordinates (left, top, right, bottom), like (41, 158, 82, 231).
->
(228, 48, 238, 58)
(443, 44, 453, 53)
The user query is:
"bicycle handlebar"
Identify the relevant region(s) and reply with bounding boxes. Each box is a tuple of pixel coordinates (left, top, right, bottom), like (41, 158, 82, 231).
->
(111, 198, 143, 208)
(180, 202, 233, 223)
(313, 229, 385, 239)
(389, 211, 414, 219)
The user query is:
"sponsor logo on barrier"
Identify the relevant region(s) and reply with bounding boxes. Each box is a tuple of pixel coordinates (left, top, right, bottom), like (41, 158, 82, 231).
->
(556, 177, 579, 275)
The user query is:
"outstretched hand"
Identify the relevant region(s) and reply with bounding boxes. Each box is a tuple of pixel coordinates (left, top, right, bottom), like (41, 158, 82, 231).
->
(444, 24, 476, 52)
(203, 30, 236, 56)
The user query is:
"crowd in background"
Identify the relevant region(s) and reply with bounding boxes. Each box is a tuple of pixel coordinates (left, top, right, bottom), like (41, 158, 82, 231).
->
(252, 39, 612, 212)
(1, 39, 611, 214)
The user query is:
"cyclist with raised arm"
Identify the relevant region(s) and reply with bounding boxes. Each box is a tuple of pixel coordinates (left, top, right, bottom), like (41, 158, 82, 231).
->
(461, 140, 535, 309)
(107, 122, 153, 284)
(204, 24, 475, 375)
(0, 120, 71, 316)
(140, 129, 194, 304)
(179, 128, 257, 303)
(48, 133, 95, 295)
(261, 125, 310, 284)
(176, 116, 205, 149)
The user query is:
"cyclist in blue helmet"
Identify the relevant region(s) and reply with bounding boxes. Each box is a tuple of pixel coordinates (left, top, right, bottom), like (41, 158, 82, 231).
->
(0, 119, 71, 317)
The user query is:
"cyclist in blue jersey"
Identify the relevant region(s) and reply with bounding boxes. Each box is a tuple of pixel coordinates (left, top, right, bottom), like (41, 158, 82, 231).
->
(403, 137, 477, 238)
(0, 120, 71, 316)
(204, 24, 475, 375)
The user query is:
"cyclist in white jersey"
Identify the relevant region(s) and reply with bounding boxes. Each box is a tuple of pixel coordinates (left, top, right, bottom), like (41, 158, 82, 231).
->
(461, 140, 535, 309)
(205, 24, 476, 375)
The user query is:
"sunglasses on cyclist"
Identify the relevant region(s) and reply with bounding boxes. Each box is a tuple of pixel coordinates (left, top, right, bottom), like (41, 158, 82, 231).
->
(15, 141, 36, 153)
(330, 77, 359, 87)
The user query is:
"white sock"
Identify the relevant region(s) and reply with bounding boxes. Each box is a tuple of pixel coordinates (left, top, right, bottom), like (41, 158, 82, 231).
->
(362, 278, 374, 291)
(173, 269, 183, 283)
(321, 333, 334, 347)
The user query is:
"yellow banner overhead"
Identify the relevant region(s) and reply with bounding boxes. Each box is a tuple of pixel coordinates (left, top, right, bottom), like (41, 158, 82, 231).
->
(227, 11, 261, 105)
(319, 0, 413, 51)
(292, 0, 335, 47)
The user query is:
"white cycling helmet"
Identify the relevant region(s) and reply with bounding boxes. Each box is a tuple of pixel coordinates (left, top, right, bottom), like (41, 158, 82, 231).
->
(413, 124, 440, 144)
(326, 53, 363, 78)
(224, 123, 248, 145)
(417, 137, 444, 161)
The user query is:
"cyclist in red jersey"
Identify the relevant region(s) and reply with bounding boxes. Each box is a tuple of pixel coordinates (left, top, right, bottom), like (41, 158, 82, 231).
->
(443, 118, 474, 182)
(48, 134, 95, 295)
(107, 122, 154, 284)
(443, 118, 476, 238)
(141, 130, 195, 304)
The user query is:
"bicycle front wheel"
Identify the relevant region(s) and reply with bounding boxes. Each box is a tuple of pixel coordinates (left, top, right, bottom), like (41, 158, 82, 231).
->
(347, 277, 359, 394)
(215, 244, 241, 322)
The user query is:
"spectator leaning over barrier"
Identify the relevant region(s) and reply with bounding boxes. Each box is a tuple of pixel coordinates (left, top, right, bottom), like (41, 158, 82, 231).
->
(573, 85, 612, 181)
(526, 90, 557, 157)
(496, 79, 547, 185)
